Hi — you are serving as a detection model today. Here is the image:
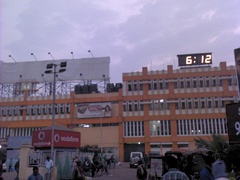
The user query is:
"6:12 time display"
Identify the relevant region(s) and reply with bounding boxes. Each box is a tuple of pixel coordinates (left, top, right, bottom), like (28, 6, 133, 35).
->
(186, 54, 212, 65)
(178, 53, 212, 66)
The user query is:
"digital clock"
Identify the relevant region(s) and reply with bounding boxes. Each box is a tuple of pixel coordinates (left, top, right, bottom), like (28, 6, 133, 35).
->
(177, 53, 212, 67)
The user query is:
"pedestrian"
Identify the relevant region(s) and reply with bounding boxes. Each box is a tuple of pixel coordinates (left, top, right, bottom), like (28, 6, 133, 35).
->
(212, 159, 229, 180)
(45, 156, 54, 180)
(103, 155, 109, 174)
(8, 158, 12, 172)
(200, 154, 215, 180)
(110, 154, 115, 169)
(73, 161, 86, 180)
(27, 166, 43, 180)
(162, 155, 189, 180)
(82, 157, 92, 177)
(136, 159, 147, 180)
(14, 160, 20, 180)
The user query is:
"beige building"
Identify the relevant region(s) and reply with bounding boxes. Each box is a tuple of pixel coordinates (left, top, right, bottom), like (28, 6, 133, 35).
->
(0, 60, 237, 162)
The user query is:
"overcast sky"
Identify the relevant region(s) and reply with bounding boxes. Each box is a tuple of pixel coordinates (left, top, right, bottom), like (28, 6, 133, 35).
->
(1, 0, 240, 83)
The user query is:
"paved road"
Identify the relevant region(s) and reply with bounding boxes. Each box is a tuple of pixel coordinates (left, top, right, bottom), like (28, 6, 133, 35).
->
(2, 162, 142, 180)
(92, 162, 138, 180)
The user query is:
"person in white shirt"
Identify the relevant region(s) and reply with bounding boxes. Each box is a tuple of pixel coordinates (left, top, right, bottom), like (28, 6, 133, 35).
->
(45, 156, 54, 180)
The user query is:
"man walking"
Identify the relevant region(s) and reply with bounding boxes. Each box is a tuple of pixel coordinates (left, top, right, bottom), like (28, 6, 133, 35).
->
(45, 156, 54, 180)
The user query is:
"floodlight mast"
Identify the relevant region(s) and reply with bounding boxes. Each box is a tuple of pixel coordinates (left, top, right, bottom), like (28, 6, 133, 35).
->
(44, 62, 67, 160)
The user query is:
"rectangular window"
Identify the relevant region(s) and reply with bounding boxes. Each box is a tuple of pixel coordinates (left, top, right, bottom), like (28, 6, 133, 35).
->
(175, 103, 179, 109)
(206, 80, 210, 87)
(193, 80, 197, 88)
(128, 84, 132, 91)
(174, 82, 178, 89)
(212, 79, 216, 87)
(165, 82, 169, 89)
(195, 101, 198, 109)
(182, 102, 185, 109)
(199, 80, 203, 87)
(208, 101, 212, 108)
(129, 104, 132, 111)
(180, 81, 184, 88)
(139, 84, 143, 91)
(154, 82, 157, 90)
(188, 101, 192, 109)
(134, 104, 138, 111)
(134, 84, 137, 91)
(159, 82, 163, 89)
(148, 82, 152, 90)
(187, 81, 190, 88)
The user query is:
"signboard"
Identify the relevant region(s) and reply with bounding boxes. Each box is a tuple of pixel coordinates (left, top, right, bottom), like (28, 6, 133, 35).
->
(32, 129, 81, 148)
(226, 103, 240, 144)
(150, 158, 163, 178)
(77, 102, 112, 118)
(177, 53, 212, 67)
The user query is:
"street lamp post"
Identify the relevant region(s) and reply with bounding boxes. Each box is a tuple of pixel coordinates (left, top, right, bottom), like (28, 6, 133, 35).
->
(45, 62, 67, 159)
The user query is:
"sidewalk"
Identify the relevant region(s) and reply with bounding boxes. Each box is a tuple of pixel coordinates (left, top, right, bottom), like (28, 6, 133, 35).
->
(2, 171, 17, 180)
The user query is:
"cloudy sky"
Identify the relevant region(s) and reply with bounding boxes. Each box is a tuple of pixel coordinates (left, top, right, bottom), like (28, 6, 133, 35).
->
(1, 0, 240, 83)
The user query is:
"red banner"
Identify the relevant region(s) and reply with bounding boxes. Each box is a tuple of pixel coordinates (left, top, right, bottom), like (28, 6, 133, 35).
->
(32, 129, 81, 148)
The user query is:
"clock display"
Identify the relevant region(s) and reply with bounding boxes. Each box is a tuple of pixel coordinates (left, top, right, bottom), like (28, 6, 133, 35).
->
(177, 53, 212, 67)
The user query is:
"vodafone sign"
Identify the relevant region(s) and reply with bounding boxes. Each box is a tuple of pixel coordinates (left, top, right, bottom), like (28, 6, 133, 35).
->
(32, 129, 81, 148)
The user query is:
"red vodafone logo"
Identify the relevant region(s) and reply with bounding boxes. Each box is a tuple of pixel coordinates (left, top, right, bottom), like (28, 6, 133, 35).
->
(54, 134, 60, 142)
(38, 131, 45, 140)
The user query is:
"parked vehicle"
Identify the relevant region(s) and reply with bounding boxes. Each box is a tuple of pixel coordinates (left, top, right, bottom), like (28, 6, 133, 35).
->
(129, 152, 143, 168)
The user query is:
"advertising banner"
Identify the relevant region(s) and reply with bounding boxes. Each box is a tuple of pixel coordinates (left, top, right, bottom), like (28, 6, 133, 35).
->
(77, 102, 112, 118)
(226, 103, 240, 144)
(32, 129, 81, 148)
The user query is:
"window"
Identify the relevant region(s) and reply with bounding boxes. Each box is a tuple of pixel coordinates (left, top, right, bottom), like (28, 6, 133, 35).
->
(180, 81, 184, 88)
(148, 81, 152, 90)
(214, 100, 219, 108)
(193, 80, 197, 88)
(188, 101, 192, 109)
(206, 80, 210, 87)
(159, 82, 163, 89)
(154, 82, 157, 90)
(134, 103, 138, 111)
(175, 103, 179, 109)
(129, 104, 132, 111)
(208, 101, 212, 108)
(199, 80, 203, 87)
(212, 79, 216, 87)
(139, 84, 143, 91)
(174, 82, 178, 89)
(194, 101, 199, 109)
(181, 102, 186, 109)
(134, 84, 137, 91)
(165, 82, 169, 89)
(128, 84, 132, 91)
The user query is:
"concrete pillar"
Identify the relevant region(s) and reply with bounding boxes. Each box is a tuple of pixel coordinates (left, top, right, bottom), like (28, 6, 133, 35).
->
(18, 143, 57, 180)
(19, 143, 32, 180)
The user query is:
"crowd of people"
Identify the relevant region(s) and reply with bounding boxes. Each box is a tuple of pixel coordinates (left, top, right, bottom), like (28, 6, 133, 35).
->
(136, 151, 231, 180)
(71, 153, 116, 180)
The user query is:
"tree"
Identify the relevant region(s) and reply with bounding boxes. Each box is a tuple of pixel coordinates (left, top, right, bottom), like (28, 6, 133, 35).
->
(194, 134, 229, 160)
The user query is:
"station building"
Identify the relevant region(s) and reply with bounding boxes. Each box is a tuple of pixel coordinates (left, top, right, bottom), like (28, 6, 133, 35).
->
(0, 58, 238, 162)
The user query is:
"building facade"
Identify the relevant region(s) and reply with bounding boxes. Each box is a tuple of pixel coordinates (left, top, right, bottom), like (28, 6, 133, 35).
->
(0, 61, 238, 162)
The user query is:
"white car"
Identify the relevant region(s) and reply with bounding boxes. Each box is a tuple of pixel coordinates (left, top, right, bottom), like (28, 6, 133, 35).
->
(129, 152, 143, 168)
(2, 163, 7, 172)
